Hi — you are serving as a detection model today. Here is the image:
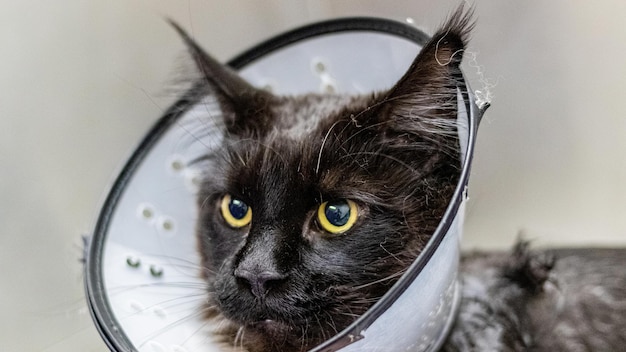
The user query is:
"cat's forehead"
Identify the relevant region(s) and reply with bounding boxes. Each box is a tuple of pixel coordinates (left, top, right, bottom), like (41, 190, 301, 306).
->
(223, 93, 375, 193)
(270, 93, 374, 140)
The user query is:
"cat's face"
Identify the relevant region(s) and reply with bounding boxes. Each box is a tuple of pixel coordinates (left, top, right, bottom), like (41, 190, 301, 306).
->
(172, 9, 471, 351)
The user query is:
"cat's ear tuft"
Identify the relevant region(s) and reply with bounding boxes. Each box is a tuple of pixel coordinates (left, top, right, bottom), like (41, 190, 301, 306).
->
(168, 19, 274, 135)
(168, 19, 258, 100)
(429, 5, 474, 68)
(405, 5, 474, 75)
(376, 6, 474, 125)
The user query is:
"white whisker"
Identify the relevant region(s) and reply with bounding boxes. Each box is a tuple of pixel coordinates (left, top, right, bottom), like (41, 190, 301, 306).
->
(315, 119, 343, 175)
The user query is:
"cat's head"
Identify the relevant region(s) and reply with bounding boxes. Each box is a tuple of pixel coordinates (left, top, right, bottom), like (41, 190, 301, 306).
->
(173, 8, 471, 351)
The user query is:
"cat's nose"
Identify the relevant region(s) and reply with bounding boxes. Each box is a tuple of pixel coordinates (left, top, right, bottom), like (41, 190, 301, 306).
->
(234, 268, 287, 298)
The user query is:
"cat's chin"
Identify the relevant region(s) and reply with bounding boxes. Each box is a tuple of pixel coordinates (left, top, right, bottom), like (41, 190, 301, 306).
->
(250, 319, 293, 335)
(244, 319, 307, 350)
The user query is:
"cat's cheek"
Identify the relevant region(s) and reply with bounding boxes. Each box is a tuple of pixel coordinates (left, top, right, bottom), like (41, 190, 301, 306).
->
(199, 201, 250, 261)
(211, 270, 248, 321)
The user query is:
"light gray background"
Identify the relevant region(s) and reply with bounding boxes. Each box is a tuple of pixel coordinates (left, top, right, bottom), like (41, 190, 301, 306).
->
(2, 0, 625, 350)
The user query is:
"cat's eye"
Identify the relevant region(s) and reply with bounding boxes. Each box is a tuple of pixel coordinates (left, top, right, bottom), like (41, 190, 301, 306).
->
(220, 194, 252, 228)
(317, 199, 358, 234)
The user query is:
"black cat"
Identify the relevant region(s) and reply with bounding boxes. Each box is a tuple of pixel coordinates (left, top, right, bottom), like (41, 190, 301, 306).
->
(170, 6, 626, 352)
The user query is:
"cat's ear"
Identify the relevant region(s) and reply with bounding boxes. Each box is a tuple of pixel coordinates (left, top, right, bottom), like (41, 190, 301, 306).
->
(376, 8, 473, 127)
(169, 20, 275, 136)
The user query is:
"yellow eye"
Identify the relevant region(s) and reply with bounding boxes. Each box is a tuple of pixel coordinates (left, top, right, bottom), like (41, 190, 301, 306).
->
(220, 194, 252, 228)
(317, 199, 358, 234)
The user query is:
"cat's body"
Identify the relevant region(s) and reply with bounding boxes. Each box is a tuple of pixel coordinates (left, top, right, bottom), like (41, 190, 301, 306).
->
(170, 6, 626, 352)
(445, 244, 626, 352)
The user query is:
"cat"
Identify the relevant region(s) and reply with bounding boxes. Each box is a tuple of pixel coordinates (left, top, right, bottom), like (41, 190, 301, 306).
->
(171, 7, 470, 352)
(170, 6, 626, 352)
(444, 242, 626, 352)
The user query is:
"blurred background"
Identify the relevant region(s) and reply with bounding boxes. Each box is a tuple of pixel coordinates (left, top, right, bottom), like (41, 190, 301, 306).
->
(1, 0, 625, 350)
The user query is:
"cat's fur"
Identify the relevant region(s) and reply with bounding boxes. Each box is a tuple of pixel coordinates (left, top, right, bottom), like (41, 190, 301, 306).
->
(171, 6, 626, 352)
(446, 243, 626, 352)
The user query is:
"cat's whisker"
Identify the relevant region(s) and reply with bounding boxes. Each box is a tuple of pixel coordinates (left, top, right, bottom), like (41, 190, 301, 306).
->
(299, 318, 310, 351)
(174, 117, 218, 153)
(351, 270, 407, 291)
(315, 119, 343, 175)
(116, 293, 206, 322)
(234, 325, 245, 349)
(347, 93, 398, 122)
(379, 238, 403, 263)
(135, 255, 209, 278)
(339, 151, 423, 178)
(146, 253, 204, 268)
(235, 137, 285, 160)
(106, 281, 208, 295)
(323, 311, 339, 335)
(177, 318, 214, 350)
(339, 119, 392, 148)
(348, 89, 456, 126)
(333, 310, 361, 319)
(198, 194, 213, 212)
(313, 314, 328, 343)
(136, 307, 214, 348)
